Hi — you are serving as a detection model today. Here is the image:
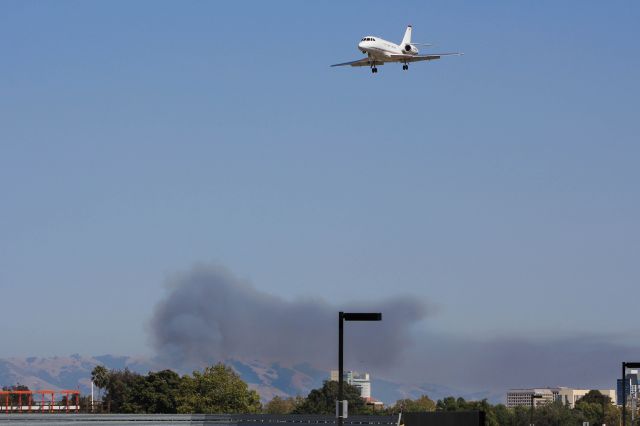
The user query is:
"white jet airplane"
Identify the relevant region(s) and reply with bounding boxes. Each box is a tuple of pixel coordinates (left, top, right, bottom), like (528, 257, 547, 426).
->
(331, 25, 462, 73)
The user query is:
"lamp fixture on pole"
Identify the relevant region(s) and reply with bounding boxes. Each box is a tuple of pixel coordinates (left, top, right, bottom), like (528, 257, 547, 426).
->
(338, 312, 382, 426)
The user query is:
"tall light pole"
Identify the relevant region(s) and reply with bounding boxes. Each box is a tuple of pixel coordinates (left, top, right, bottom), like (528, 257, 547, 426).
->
(622, 362, 640, 426)
(338, 312, 382, 426)
(529, 394, 543, 426)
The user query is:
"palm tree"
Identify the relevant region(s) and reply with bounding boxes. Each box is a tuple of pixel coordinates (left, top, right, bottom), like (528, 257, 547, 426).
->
(91, 366, 109, 412)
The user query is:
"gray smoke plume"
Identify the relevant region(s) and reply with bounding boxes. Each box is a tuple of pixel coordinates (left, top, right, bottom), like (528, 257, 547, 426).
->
(150, 264, 429, 369)
(391, 333, 640, 395)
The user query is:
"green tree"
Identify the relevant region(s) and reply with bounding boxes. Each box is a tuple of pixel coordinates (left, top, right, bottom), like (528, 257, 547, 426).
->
(391, 395, 436, 413)
(91, 365, 109, 390)
(91, 365, 109, 410)
(433, 397, 505, 426)
(492, 403, 512, 426)
(574, 391, 618, 426)
(436, 396, 463, 411)
(531, 400, 576, 426)
(294, 380, 365, 415)
(176, 363, 261, 414)
(579, 390, 609, 405)
(512, 405, 532, 426)
(1, 384, 29, 406)
(264, 395, 304, 414)
(103, 368, 144, 413)
(137, 369, 182, 414)
(464, 399, 499, 426)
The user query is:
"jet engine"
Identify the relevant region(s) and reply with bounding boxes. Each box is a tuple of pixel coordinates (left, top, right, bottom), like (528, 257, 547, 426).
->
(403, 44, 418, 54)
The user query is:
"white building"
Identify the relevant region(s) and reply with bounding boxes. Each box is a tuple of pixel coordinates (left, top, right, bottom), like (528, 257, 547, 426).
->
(507, 387, 617, 409)
(330, 370, 372, 399)
(506, 388, 559, 408)
(558, 388, 616, 408)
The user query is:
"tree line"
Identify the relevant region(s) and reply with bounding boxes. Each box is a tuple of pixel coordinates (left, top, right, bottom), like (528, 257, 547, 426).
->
(89, 363, 631, 424)
(90, 363, 261, 414)
(265, 386, 626, 426)
(4, 363, 632, 425)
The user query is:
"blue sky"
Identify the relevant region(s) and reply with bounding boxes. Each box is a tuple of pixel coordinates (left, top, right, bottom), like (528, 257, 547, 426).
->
(1, 0, 639, 372)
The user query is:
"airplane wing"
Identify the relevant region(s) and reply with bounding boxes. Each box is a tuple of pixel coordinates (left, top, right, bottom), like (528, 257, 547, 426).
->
(390, 52, 463, 62)
(330, 58, 384, 67)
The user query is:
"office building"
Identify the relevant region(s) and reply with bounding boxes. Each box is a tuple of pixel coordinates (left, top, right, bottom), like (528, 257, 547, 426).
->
(617, 370, 639, 405)
(330, 370, 372, 399)
(507, 387, 616, 409)
(506, 388, 559, 408)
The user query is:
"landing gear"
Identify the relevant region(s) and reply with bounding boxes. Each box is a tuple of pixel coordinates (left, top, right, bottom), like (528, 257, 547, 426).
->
(371, 66, 378, 74)
(402, 64, 409, 71)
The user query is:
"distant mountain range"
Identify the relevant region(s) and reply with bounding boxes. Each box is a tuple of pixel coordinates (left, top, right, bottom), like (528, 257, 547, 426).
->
(0, 355, 501, 404)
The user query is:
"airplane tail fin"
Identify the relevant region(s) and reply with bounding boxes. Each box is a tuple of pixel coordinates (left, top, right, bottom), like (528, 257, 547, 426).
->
(401, 25, 412, 46)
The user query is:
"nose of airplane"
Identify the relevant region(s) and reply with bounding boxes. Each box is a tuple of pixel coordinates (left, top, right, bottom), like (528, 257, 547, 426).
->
(358, 41, 365, 49)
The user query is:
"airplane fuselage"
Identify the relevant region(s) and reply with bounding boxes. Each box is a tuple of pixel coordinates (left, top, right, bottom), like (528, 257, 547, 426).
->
(331, 26, 461, 73)
(358, 36, 418, 61)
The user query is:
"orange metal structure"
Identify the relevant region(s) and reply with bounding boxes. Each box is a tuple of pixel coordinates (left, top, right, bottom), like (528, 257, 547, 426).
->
(36, 390, 55, 413)
(59, 390, 80, 413)
(0, 389, 79, 414)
